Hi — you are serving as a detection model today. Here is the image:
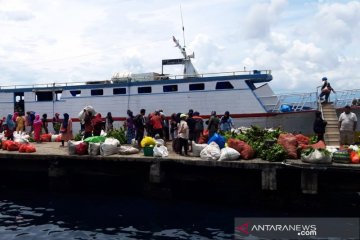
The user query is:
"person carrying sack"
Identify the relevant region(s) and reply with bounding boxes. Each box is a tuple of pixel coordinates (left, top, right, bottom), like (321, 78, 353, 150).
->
(319, 77, 335, 104)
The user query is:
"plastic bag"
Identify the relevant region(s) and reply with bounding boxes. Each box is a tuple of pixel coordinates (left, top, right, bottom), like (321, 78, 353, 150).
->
(25, 144, 36, 153)
(100, 138, 120, 156)
(68, 141, 83, 155)
(200, 142, 221, 161)
(7, 142, 20, 151)
(192, 142, 208, 157)
(153, 145, 169, 157)
(88, 142, 101, 156)
(40, 134, 51, 142)
(219, 147, 241, 161)
(207, 133, 226, 149)
(119, 146, 140, 155)
(19, 144, 28, 153)
(84, 136, 106, 143)
(227, 138, 255, 160)
(75, 142, 88, 155)
(301, 149, 331, 164)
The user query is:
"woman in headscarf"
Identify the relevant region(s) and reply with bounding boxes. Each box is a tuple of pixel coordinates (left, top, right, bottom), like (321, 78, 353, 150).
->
(60, 113, 73, 147)
(92, 113, 103, 136)
(12, 112, 19, 129)
(3, 114, 15, 140)
(33, 114, 43, 143)
(105, 112, 114, 133)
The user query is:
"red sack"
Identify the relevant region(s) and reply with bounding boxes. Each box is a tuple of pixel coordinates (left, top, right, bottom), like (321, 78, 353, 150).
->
(277, 133, 298, 159)
(198, 130, 209, 144)
(25, 145, 36, 153)
(2, 140, 11, 150)
(75, 142, 88, 155)
(350, 151, 360, 164)
(40, 133, 51, 142)
(56, 135, 62, 142)
(7, 142, 20, 151)
(227, 138, 254, 159)
(295, 134, 310, 145)
(19, 144, 28, 153)
(312, 140, 326, 149)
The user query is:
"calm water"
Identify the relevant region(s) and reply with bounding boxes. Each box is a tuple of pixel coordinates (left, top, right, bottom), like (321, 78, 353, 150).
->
(0, 188, 359, 239)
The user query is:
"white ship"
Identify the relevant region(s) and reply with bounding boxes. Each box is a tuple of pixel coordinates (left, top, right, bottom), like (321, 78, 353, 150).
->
(1, 37, 356, 135)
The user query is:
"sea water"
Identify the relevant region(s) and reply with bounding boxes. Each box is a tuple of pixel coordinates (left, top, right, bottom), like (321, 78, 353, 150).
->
(0, 189, 359, 239)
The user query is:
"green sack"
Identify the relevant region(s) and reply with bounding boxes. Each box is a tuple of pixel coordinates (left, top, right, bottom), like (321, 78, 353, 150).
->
(332, 150, 350, 164)
(84, 136, 106, 143)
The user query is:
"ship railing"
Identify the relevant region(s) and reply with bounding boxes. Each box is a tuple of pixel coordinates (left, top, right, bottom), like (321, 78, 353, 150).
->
(263, 92, 318, 113)
(333, 89, 360, 108)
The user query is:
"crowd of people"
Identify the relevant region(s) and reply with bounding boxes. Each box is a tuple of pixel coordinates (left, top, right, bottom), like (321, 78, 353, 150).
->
(0, 108, 235, 153)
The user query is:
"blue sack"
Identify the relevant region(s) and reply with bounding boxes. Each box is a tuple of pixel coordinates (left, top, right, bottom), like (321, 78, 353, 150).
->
(280, 104, 292, 112)
(207, 133, 226, 149)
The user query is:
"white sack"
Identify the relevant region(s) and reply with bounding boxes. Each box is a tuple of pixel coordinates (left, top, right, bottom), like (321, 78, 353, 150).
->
(153, 145, 169, 157)
(192, 142, 208, 157)
(200, 142, 221, 161)
(219, 147, 241, 161)
(119, 146, 140, 155)
(68, 141, 83, 155)
(89, 142, 101, 156)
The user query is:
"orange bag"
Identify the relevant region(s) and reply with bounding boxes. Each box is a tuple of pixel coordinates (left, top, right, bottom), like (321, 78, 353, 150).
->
(277, 133, 298, 159)
(2, 140, 9, 150)
(350, 151, 360, 164)
(56, 135, 62, 142)
(227, 138, 255, 159)
(312, 140, 326, 149)
(295, 134, 310, 145)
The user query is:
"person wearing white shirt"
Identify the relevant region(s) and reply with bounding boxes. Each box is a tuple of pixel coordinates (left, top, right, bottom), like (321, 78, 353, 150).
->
(338, 105, 357, 145)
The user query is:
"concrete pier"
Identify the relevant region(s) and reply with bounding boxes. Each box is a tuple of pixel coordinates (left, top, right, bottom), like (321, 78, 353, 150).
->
(0, 142, 359, 196)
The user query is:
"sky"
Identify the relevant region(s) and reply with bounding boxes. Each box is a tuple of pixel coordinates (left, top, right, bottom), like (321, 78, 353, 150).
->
(0, 0, 359, 93)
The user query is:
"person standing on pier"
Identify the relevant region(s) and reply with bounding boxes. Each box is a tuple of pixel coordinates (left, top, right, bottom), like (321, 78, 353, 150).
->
(92, 113, 103, 136)
(3, 114, 15, 141)
(338, 105, 357, 145)
(33, 114, 43, 143)
(207, 111, 220, 138)
(16, 113, 25, 134)
(219, 111, 234, 132)
(52, 113, 61, 134)
(41, 114, 49, 134)
(313, 111, 327, 142)
(105, 112, 114, 133)
(178, 114, 189, 156)
(60, 113, 73, 147)
(134, 109, 146, 148)
(124, 110, 135, 144)
(319, 77, 336, 104)
(83, 110, 93, 139)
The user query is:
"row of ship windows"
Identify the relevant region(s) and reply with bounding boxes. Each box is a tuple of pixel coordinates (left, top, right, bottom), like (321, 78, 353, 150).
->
(30, 81, 234, 101)
(71, 81, 234, 96)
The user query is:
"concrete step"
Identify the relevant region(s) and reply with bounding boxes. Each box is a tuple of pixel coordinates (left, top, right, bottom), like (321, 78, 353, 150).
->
(323, 117, 338, 122)
(326, 140, 339, 146)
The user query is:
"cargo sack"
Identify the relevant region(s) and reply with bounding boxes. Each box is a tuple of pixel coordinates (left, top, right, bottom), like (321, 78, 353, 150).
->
(19, 143, 28, 153)
(207, 133, 226, 149)
(311, 140, 326, 149)
(200, 142, 221, 161)
(192, 142, 208, 157)
(295, 134, 310, 145)
(141, 136, 156, 148)
(40, 133, 51, 142)
(219, 147, 240, 161)
(301, 149, 331, 164)
(2, 140, 10, 150)
(172, 138, 181, 153)
(7, 142, 20, 151)
(84, 136, 106, 143)
(155, 139, 165, 146)
(227, 138, 255, 160)
(153, 145, 169, 158)
(51, 134, 59, 142)
(100, 138, 119, 156)
(277, 133, 298, 159)
(25, 144, 36, 153)
(68, 141, 83, 155)
(332, 150, 350, 164)
(88, 142, 101, 156)
(75, 142, 88, 155)
(118, 146, 140, 155)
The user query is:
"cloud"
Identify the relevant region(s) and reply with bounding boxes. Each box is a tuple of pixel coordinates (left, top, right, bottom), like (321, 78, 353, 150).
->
(243, 0, 288, 39)
(0, 10, 34, 21)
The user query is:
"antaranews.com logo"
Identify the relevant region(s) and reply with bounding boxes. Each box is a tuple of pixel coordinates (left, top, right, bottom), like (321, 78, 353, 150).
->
(234, 218, 359, 239)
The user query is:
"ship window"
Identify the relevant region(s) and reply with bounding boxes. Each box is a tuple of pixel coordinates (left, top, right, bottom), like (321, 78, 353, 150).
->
(113, 88, 126, 95)
(189, 83, 205, 91)
(216, 81, 234, 90)
(70, 90, 81, 97)
(55, 90, 62, 101)
(138, 86, 152, 94)
(163, 85, 178, 92)
(35, 91, 53, 102)
(91, 89, 103, 96)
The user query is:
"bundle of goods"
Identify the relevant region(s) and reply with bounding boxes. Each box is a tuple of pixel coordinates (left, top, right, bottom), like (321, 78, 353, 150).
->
(153, 145, 169, 157)
(301, 147, 332, 164)
(118, 146, 140, 155)
(200, 142, 221, 161)
(218, 147, 241, 161)
(227, 138, 255, 160)
(40, 133, 52, 142)
(207, 133, 226, 149)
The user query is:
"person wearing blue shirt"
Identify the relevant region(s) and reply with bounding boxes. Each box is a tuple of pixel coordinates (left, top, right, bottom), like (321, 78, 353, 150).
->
(219, 111, 234, 132)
